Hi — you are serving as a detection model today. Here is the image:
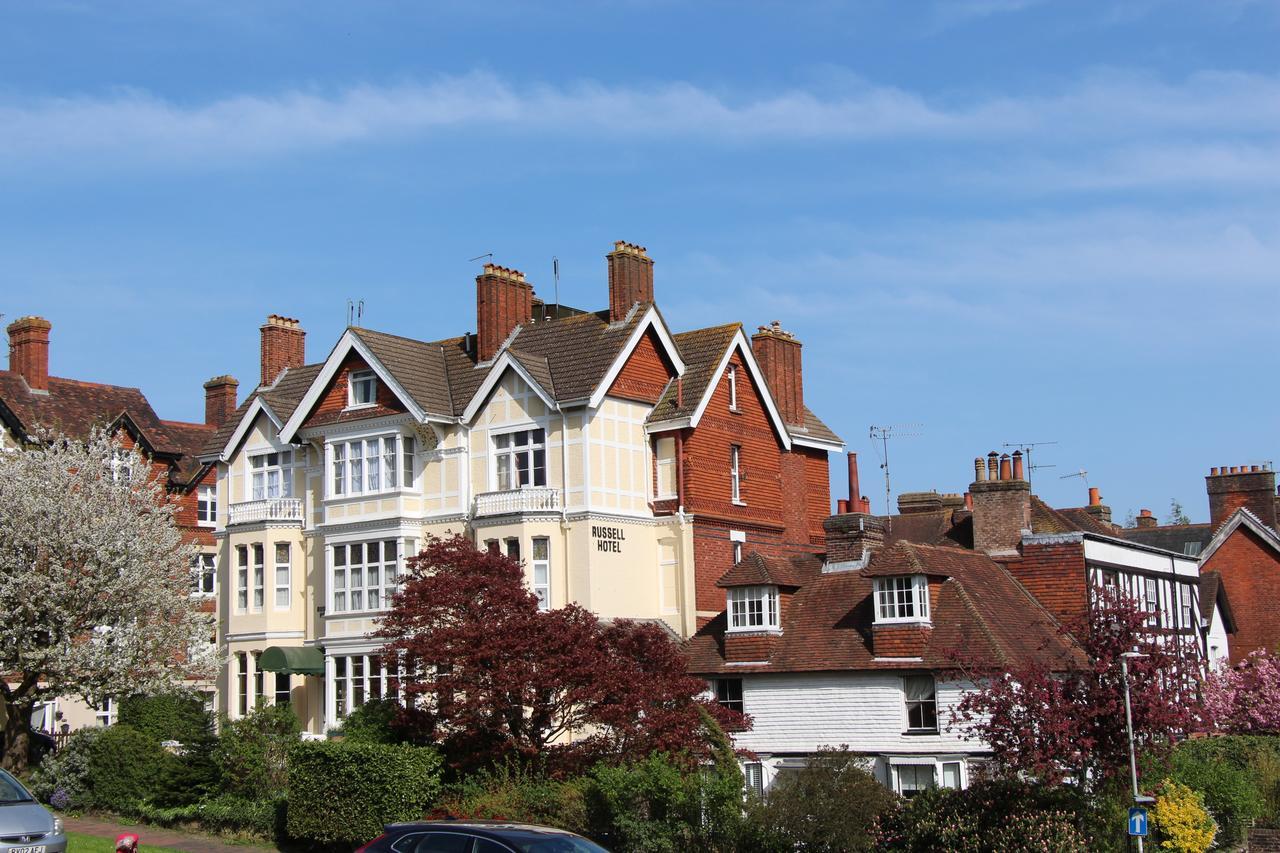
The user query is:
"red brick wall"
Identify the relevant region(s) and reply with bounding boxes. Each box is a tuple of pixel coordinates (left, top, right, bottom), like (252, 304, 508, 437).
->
(609, 328, 674, 403)
(1202, 526, 1280, 664)
(872, 623, 932, 657)
(1005, 540, 1088, 628)
(800, 445, 833, 543)
(1207, 469, 1278, 530)
(477, 267, 533, 362)
(304, 352, 407, 428)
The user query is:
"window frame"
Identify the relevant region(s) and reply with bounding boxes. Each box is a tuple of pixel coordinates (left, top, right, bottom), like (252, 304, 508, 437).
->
(274, 543, 291, 610)
(727, 365, 739, 412)
(190, 553, 216, 597)
(348, 369, 378, 408)
(1143, 576, 1160, 626)
(904, 674, 939, 733)
(654, 436, 677, 499)
(1179, 583, 1194, 629)
(251, 543, 265, 612)
(196, 484, 217, 526)
(236, 546, 249, 612)
(329, 433, 411, 498)
(531, 536, 550, 611)
(730, 444, 743, 504)
(714, 678, 744, 713)
(727, 585, 780, 632)
(894, 763, 937, 798)
(490, 425, 548, 491)
(874, 575, 931, 624)
(329, 539, 401, 614)
(247, 448, 295, 502)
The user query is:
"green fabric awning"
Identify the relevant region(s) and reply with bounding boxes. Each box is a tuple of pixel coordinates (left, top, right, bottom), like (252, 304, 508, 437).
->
(259, 645, 325, 675)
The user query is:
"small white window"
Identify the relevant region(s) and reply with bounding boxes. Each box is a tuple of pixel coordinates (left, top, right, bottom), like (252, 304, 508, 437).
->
(895, 764, 936, 798)
(728, 366, 739, 411)
(402, 436, 416, 487)
(743, 762, 764, 799)
(330, 539, 399, 613)
(274, 543, 291, 609)
(249, 450, 293, 501)
(728, 585, 780, 631)
(532, 537, 551, 610)
(874, 575, 930, 623)
(731, 530, 745, 565)
(197, 485, 217, 525)
(1179, 584, 1193, 628)
(655, 436, 677, 499)
(905, 674, 938, 731)
(252, 543, 264, 611)
(190, 553, 216, 597)
(730, 445, 743, 504)
(493, 428, 547, 490)
(94, 697, 117, 727)
(1144, 577, 1159, 626)
(941, 761, 962, 789)
(349, 370, 377, 407)
(236, 546, 249, 611)
(329, 435, 405, 497)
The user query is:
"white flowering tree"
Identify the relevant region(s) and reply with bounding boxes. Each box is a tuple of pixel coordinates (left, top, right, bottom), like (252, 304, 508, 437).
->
(0, 427, 216, 771)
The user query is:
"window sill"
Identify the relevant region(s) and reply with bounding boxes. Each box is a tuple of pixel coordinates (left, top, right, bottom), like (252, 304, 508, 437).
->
(874, 618, 932, 627)
(902, 729, 941, 736)
(324, 607, 393, 619)
(343, 403, 378, 412)
(197, 521, 217, 528)
(731, 500, 748, 507)
(726, 627, 782, 636)
(729, 407, 742, 415)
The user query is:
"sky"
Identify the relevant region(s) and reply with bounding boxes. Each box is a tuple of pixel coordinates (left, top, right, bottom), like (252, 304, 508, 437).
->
(2, 0, 1277, 524)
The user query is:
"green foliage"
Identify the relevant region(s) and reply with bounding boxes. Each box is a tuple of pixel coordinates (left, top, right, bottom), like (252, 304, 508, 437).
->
(86, 724, 167, 814)
(1168, 499, 1191, 526)
(1163, 736, 1269, 844)
(583, 753, 702, 853)
(1256, 747, 1280, 828)
(215, 701, 300, 800)
(436, 764, 590, 836)
(134, 793, 283, 837)
(740, 749, 896, 853)
(286, 740, 443, 844)
(119, 692, 213, 744)
(334, 697, 402, 745)
(1152, 779, 1216, 853)
(874, 778, 1095, 852)
(28, 727, 103, 810)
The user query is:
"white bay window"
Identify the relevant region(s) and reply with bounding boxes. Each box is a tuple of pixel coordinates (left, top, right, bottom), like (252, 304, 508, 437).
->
(330, 539, 401, 613)
(493, 428, 547, 490)
(728, 585, 780, 632)
(249, 450, 294, 501)
(329, 434, 415, 497)
(874, 575, 930, 623)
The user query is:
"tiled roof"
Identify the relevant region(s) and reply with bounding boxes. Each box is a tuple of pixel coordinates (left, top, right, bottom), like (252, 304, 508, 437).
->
(882, 510, 974, 550)
(688, 541, 1083, 675)
(717, 552, 822, 588)
(790, 406, 842, 445)
(1120, 523, 1213, 557)
(1029, 496, 1114, 536)
(505, 307, 646, 403)
(649, 323, 740, 422)
(1199, 570, 1236, 633)
(353, 327, 455, 416)
(0, 372, 179, 452)
(199, 363, 323, 459)
(159, 420, 216, 484)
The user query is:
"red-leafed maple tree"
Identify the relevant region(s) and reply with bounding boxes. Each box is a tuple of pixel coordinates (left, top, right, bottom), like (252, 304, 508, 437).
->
(375, 534, 747, 774)
(951, 591, 1203, 793)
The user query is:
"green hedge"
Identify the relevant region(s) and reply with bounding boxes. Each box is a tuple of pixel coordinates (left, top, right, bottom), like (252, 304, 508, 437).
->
(118, 692, 213, 744)
(286, 741, 443, 845)
(1162, 735, 1280, 844)
(86, 725, 167, 815)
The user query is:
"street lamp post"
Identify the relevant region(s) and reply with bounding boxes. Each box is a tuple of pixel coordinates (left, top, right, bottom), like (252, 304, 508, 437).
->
(1121, 650, 1150, 853)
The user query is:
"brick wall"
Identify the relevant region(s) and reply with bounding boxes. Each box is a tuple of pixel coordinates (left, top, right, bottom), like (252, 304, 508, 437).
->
(872, 623, 932, 658)
(305, 352, 407, 428)
(608, 328, 674, 403)
(1207, 468, 1278, 529)
(971, 479, 1031, 555)
(725, 632, 778, 662)
(1007, 540, 1088, 628)
(1202, 525, 1280, 664)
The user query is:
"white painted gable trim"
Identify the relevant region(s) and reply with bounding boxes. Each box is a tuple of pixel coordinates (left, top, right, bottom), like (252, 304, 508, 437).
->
(688, 328, 792, 451)
(587, 306, 688, 409)
(213, 397, 283, 463)
(279, 330, 428, 444)
(1198, 507, 1280, 564)
(460, 351, 559, 425)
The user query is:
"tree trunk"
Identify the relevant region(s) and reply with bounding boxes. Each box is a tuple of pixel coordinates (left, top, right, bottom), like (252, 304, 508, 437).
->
(1, 696, 34, 774)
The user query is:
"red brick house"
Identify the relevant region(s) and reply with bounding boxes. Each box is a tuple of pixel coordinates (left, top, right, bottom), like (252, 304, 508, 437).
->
(2, 316, 234, 727)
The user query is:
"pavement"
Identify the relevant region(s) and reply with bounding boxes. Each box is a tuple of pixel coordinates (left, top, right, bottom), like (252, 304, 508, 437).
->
(62, 815, 279, 853)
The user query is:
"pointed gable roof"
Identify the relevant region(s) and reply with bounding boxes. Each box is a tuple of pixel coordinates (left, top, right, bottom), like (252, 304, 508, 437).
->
(717, 552, 822, 589)
(200, 363, 322, 461)
(1197, 506, 1280, 564)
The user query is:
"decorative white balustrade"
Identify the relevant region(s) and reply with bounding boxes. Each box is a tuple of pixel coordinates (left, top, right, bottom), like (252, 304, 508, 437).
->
(228, 497, 304, 525)
(474, 487, 562, 517)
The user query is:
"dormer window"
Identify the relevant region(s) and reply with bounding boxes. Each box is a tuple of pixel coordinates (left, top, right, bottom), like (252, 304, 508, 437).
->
(874, 575, 930, 623)
(728, 585, 780, 632)
(348, 370, 377, 407)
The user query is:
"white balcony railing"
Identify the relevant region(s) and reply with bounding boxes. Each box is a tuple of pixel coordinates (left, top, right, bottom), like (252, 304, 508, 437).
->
(228, 497, 304, 526)
(474, 487, 562, 517)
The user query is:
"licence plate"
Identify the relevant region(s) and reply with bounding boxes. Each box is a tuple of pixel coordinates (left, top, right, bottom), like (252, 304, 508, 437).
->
(11, 846, 45, 853)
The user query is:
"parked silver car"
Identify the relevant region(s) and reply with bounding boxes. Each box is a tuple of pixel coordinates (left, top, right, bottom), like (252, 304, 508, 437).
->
(0, 770, 65, 853)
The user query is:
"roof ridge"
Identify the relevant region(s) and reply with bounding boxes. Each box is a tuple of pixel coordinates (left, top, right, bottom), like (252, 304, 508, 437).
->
(356, 325, 468, 350)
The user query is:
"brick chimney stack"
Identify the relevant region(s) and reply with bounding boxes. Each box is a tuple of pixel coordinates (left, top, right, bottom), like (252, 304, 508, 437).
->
(1136, 509, 1157, 528)
(752, 321, 804, 426)
(203, 375, 239, 427)
(1084, 486, 1113, 525)
(477, 264, 534, 362)
(607, 241, 654, 323)
(970, 450, 1031, 556)
(823, 512, 885, 568)
(1207, 464, 1277, 529)
(260, 315, 305, 387)
(7, 316, 52, 392)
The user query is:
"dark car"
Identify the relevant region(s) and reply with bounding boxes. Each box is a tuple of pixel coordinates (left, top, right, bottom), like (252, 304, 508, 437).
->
(356, 820, 611, 853)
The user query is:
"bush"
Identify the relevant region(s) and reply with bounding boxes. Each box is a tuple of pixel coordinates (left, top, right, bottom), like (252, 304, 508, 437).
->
(119, 692, 214, 744)
(286, 740, 443, 845)
(335, 698, 402, 745)
(1152, 779, 1216, 853)
(215, 702, 300, 800)
(741, 749, 896, 853)
(28, 727, 103, 810)
(874, 778, 1096, 852)
(86, 724, 167, 814)
(436, 764, 590, 836)
(135, 793, 283, 837)
(584, 754, 698, 853)
(1163, 736, 1268, 845)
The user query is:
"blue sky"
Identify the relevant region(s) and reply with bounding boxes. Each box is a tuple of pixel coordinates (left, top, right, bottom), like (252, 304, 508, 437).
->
(2, 0, 1277, 523)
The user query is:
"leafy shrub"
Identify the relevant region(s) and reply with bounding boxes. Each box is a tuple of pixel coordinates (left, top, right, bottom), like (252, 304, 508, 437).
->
(740, 749, 895, 853)
(286, 740, 443, 845)
(334, 698, 402, 745)
(1164, 736, 1267, 844)
(86, 724, 167, 814)
(28, 727, 103, 810)
(584, 754, 698, 853)
(119, 692, 214, 744)
(1152, 779, 1216, 853)
(436, 764, 590, 835)
(1255, 746, 1280, 828)
(135, 793, 282, 837)
(215, 702, 300, 800)
(874, 778, 1095, 852)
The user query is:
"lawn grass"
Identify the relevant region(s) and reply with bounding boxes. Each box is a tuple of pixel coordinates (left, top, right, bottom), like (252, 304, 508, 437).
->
(67, 831, 186, 852)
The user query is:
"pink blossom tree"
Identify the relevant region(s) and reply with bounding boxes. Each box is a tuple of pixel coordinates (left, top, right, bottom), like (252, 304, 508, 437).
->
(1202, 649, 1280, 734)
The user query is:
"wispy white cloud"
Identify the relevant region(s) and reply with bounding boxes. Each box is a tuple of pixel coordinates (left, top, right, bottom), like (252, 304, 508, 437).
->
(1, 68, 1277, 171)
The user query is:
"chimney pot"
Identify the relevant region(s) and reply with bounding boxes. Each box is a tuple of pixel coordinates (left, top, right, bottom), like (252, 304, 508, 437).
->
(1012, 450, 1025, 481)
(7, 315, 53, 392)
(987, 451, 999, 480)
(1211, 467, 1219, 476)
(837, 498, 850, 514)
(964, 491, 973, 510)
(607, 240, 655, 323)
(1088, 487, 1101, 507)
(999, 453, 1013, 481)
(974, 457, 986, 482)
(1252, 465, 1261, 472)
(1136, 508, 1157, 529)
(203, 375, 239, 427)
(260, 314, 306, 387)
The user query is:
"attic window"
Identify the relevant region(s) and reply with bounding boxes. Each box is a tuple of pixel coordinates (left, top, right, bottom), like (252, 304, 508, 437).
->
(874, 575, 930, 623)
(348, 370, 377, 407)
(728, 366, 739, 411)
(728, 585, 780, 632)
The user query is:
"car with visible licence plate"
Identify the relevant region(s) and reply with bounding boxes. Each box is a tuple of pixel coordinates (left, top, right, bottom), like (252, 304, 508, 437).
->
(0, 770, 65, 853)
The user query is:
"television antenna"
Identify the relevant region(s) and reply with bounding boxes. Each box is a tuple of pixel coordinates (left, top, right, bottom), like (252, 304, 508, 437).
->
(869, 423, 922, 518)
(345, 299, 364, 327)
(1003, 440, 1058, 485)
(552, 256, 561, 319)
(1060, 468, 1089, 487)
(468, 252, 493, 263)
